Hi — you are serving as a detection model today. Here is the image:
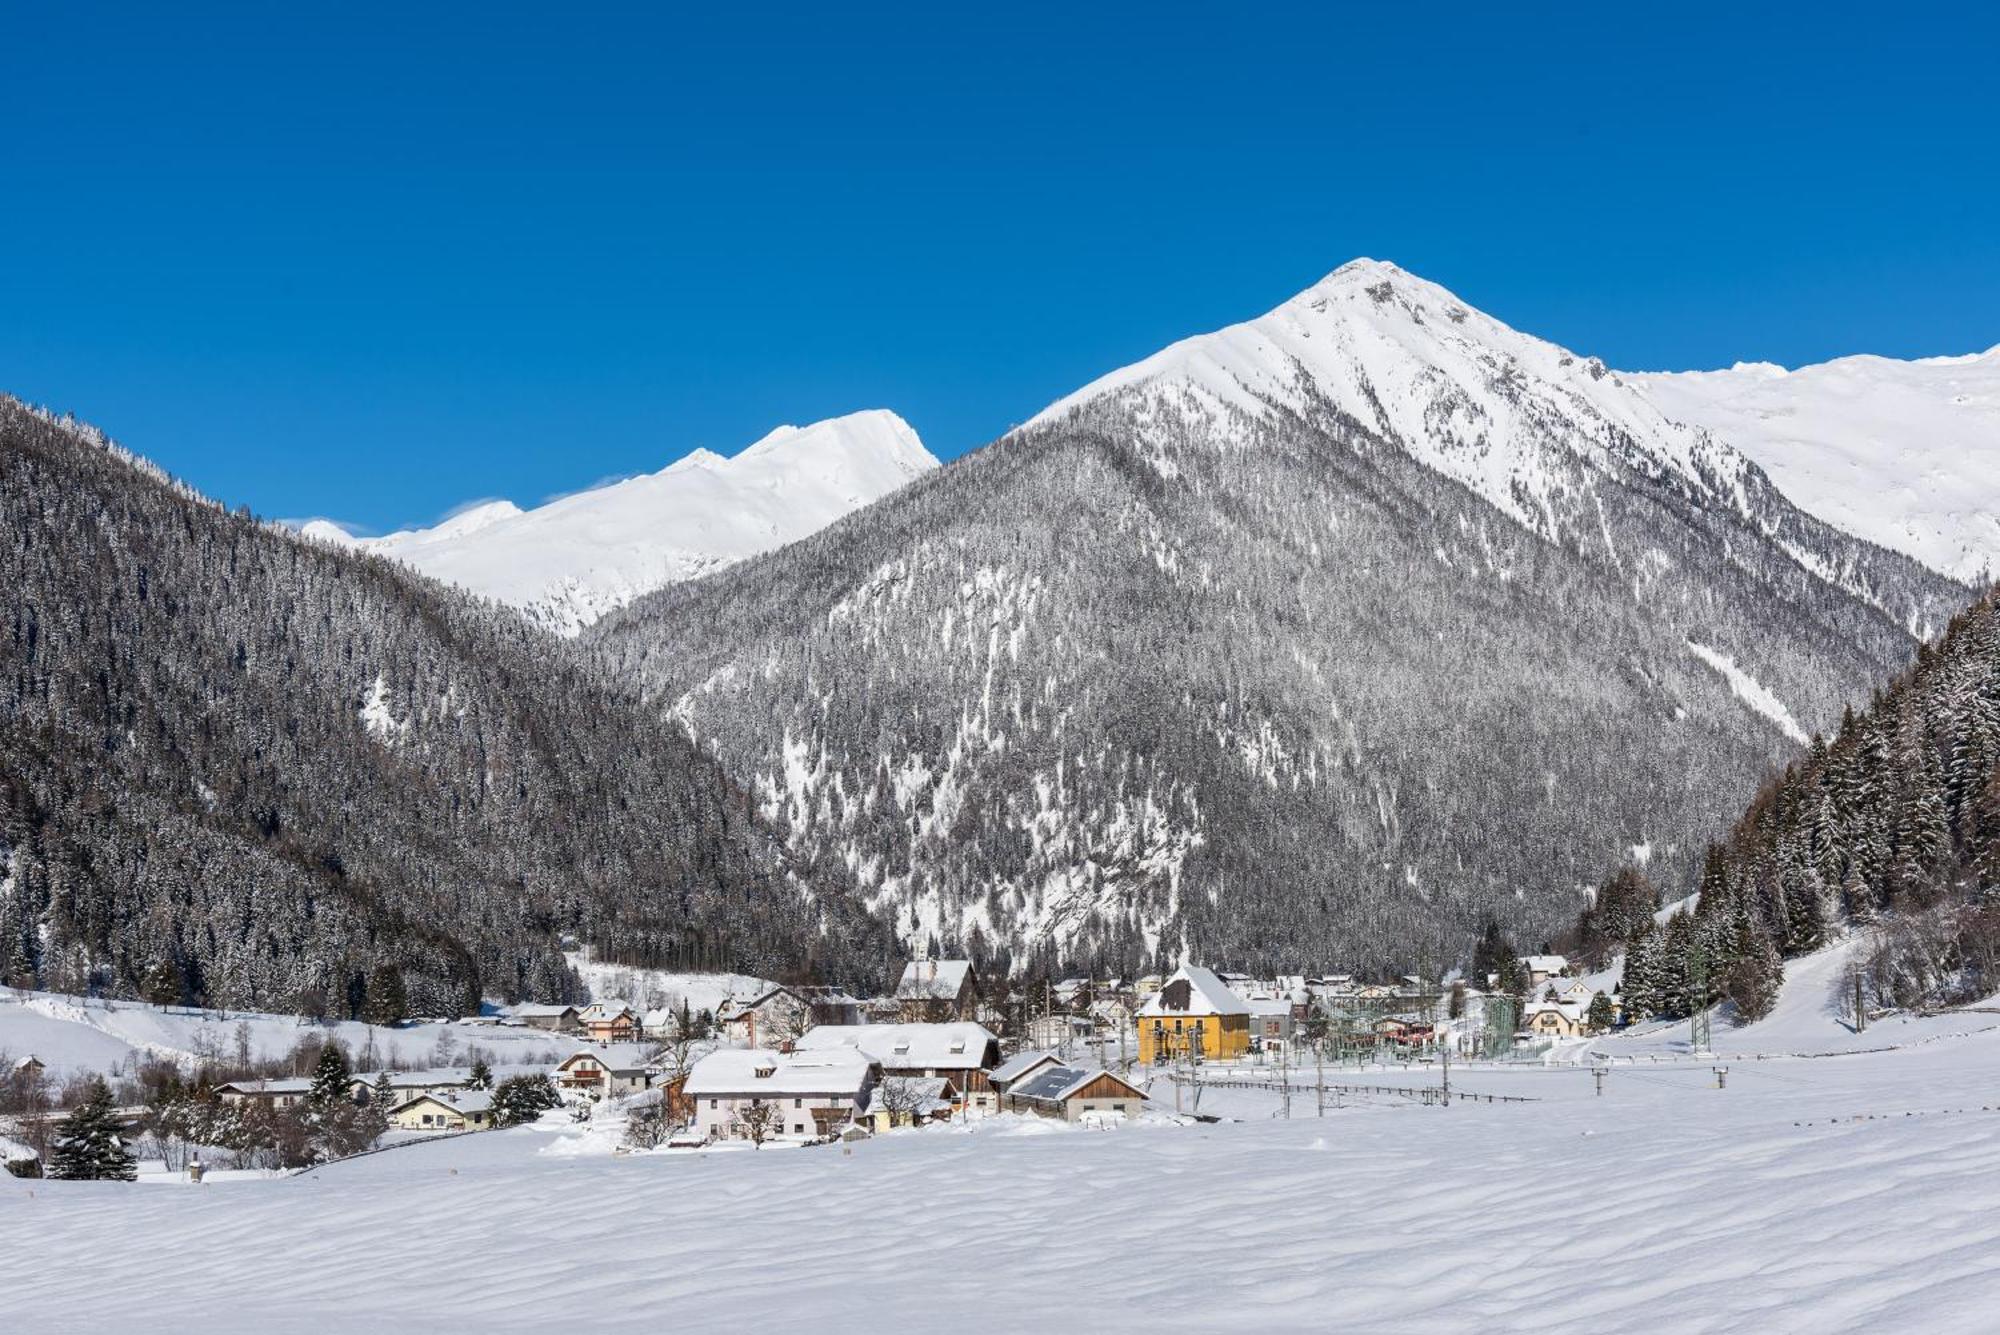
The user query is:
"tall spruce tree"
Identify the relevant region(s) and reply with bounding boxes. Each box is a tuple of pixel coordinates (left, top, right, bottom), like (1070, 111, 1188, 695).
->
(49, 1078, 137, 1182)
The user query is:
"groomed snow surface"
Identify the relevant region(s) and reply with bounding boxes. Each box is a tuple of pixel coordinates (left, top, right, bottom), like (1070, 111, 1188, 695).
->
(11, 945, 2000, 1333)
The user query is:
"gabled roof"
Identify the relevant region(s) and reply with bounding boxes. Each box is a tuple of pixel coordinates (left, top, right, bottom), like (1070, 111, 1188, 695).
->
(1009, 1064, 1147, 1103)
(793, 1022, 1000, 1069)
(215, 1078, 313, 1095)
(579, 1001, 639, 1021)
(512, 1003, 578, 1019)
(683, 1048, 874, 1097)
(1137, 965, 1251, 1018)
(862, 1075, 955, 1117)
(555, 1043, 658, 1073)
(1522, 955, 1569, 973)
(988, 1050, 1063, 1087)
(895, 959, 973, 1001)
(391, 1089, 493, 1116)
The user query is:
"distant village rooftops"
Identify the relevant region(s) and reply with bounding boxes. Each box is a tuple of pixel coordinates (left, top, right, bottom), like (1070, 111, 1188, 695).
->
(684, 1048, 875, 1098)
(793, 1021, 1000, 1070)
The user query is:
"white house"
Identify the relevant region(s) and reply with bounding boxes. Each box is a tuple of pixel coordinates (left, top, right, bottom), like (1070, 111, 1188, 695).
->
(387, 1090, 493, 1132)
(1522, 955, 1570, 986)
(792, 1022, 1003, 1111)
(554, 1044, 658, 1099)
(683, 1048, 877, 1141)
(512, 1003, 581, 1033)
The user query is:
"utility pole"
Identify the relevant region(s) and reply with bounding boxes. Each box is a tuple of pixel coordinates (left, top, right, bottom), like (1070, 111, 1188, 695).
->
(1593, 1064, 1606, 1097)
(1713, 1065, 1729, 1090)
(1439, 1043, 1451, 1108)
(1688, 946, 1712, 1054)
(1852, 963, 1868, 1034)
(1315, 1040, 1326, 1118)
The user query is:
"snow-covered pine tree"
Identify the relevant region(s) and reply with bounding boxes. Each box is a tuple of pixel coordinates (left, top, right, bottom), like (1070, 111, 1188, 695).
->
(50, 1078, 137, 1181)
(308, 1042, 352, 1108)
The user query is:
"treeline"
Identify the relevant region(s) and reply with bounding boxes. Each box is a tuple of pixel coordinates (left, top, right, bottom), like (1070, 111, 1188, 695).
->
(0, 397, 894, 1013)
(1566, 586, 2000, 1021)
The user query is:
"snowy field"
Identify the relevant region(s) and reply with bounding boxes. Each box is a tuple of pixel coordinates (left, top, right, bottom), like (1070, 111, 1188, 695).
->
(0, 992, 584, 1079)
(12, 963, 2000, 1332)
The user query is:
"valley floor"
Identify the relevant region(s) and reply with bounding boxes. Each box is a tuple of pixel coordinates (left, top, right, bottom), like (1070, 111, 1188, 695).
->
(11, 1007, 2000, 1332)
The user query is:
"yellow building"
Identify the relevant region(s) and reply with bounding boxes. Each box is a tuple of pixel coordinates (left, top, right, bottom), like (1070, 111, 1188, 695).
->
(1138, 965, 1252, 1064)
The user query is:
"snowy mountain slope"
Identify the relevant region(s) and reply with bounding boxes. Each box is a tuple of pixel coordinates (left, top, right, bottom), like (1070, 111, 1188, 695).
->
(594, 261, 1970, 975)
(1631, 348, 2000, 583)
(313, 410, 938, 635)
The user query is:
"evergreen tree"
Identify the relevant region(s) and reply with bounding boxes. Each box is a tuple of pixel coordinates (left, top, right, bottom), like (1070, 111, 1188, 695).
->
(49, 1078, 137, 1181)
(142, 956, 184, 1008)
(467, 1057, 492, 1090)
(362, 964, 408, 1027)
(371, 1070, 395, 1109)
(309, 1041, 352, 1108)
(1586, 991, 1616, 1032)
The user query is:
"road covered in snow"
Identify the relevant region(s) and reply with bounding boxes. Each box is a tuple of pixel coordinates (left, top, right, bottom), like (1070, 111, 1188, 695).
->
(11, 994, 2000, 1332)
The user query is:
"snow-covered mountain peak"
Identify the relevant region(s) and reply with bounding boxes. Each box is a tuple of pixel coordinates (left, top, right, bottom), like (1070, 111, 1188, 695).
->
(1632, 345, 2000, 581)
(1030, 259, 1741, 541)
(325, 409, 939, 635)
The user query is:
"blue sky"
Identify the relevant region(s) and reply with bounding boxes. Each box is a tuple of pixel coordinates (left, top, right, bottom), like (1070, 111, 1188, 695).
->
(5, 4, 1996, 534)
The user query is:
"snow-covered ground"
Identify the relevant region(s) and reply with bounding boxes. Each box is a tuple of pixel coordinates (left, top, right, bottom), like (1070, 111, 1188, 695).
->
(12, 955, 2000, 1332)
(561, 952, 779, 1015)
(0, 991, 582, 1079)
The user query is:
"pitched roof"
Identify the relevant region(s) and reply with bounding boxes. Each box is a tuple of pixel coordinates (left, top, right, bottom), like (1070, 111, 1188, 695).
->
(391, 1089, 493, 1116)
(988, 1050, 1063, 1086)
(792, 1022, 999, 1069)
(1522, 955, 1569, 973)
(895, 959, 972, 1001)
(862, 1075, 955, 1117)
(579, 1001, 638, 1021)
(1009, 1064, 1147, 1103)
(683, 1048, 874, 1097)
(1137, 965, 1251, 1018)
(215, 1078, 313, 1095)
(512, 1003, 578, 1019)
(555, 1043, 658, 1073)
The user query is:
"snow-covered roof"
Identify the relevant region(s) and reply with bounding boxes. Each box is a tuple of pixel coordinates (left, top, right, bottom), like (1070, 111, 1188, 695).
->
(512, 1003, 577, 1019)
(1137, 966, 1251, 1018)
(579, 1001, 638, 1020)
(988, 1050, 1062, 1087)
(862, 1075, 954, 1117)
(1522, 956, 1569, 974)
(793, 1022, 1000, 1070)
(353, 1065, 514, 1090)
(556, 1043, 657, 1073)
(0, 1133, 38, 1162)
(215, 1078, 313, 1095)
(683, 1048, 874, 1097)
(1245, 998, 1293, 1017)
(393, 1089, 493, 1116)
(895, 959, 972, 1001)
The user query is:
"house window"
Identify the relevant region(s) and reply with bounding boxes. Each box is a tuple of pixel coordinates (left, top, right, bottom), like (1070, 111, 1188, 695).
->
(1112, 1103, 1127, 1113)
(710, 1099, 718, 1109)
(794, 1098, 803, 1108)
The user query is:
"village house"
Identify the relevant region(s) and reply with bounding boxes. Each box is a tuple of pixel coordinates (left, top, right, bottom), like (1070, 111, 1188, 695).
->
(1245, 997, 1294, 1050)
(214, 1078, 314, 1110)
(860, 1075, 957, 1131)
(1000, 1064, 1148, 1122)
(12, 1054, 46, 1082)
(793, 985, 866, 1028)
(512, 1003, 581, 1034)
(986, 1050, 1065, 1098)
(684, 1048, 878, 1141)
(1540, 977, 1596, 1008)
(792, 1021, 1003, 1111)
(578, 1002, 641, 1043)
(1374, 1016, 1436, 1048)
(716, 986, 814, 1047)
(554, 1043, 658, 1100)
(894, 957, 980, 1022)
(387, 1090, 493, 1132)
(1523, 1001, 1586, 1039)
(1137, 965, 1251, 1065)
(348, 1066, 520, 1105)
(1522, 955, 1570, 987)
